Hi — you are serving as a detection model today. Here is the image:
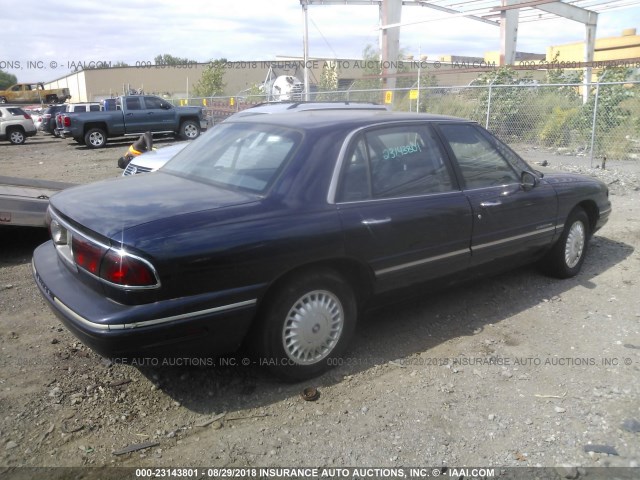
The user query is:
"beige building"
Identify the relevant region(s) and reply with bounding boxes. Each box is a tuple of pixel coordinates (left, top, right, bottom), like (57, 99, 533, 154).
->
(547, 27, 640, 63)
(43, 59, 366, 103)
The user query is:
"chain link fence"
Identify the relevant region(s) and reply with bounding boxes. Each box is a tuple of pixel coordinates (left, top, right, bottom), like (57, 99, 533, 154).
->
(180, 80, 640, 164)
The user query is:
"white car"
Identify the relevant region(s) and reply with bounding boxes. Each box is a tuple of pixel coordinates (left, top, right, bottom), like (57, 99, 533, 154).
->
(0, 106, 37, 144)
(25, 108, 44, 130)
(122, 102, 389, 176)
(122, 142, 188, 176)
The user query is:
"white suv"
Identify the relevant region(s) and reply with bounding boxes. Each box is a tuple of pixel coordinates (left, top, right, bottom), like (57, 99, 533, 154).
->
(0, 106, 37, 145)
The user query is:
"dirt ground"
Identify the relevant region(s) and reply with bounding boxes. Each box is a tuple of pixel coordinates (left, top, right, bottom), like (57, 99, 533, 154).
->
(1, 133, 639, 478)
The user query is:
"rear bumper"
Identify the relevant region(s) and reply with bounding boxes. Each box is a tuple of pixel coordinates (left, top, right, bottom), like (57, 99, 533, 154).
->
(32, 241, 257, 360)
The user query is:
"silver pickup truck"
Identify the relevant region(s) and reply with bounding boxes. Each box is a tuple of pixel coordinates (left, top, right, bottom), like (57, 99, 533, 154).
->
(0, 176, 74, 227)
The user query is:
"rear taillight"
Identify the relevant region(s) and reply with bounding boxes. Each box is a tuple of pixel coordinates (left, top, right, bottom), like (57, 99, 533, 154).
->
(100, 250, 157, 287)
(50, 212, 159, 288)
(72, 236, 106, 275)
(63, 116, 71, 127)
(24, 114, 31, 120)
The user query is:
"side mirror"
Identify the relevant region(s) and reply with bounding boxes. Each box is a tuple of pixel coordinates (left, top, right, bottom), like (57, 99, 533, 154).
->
(521, 171, 537, 191)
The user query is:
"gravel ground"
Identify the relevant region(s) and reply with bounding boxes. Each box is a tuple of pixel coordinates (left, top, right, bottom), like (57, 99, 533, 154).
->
(1, 133, 639, 479)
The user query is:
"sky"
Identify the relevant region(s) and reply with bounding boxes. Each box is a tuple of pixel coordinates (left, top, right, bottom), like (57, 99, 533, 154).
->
(1, 0, 639, 83)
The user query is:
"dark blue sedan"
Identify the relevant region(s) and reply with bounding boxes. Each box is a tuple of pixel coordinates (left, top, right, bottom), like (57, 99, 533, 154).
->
(32, 111, 611, 380)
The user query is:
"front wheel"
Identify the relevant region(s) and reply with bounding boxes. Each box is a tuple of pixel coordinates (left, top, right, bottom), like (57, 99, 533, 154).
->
(540, 208, 590, 278)
(256, 269, 357, 381)
(84, 128, 107, 148)
(179, 120, 200, 140)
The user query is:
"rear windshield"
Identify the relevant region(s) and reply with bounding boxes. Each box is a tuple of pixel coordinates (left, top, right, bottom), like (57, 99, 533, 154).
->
(7, 108, 27, 116)
(162, 123, 302, 193)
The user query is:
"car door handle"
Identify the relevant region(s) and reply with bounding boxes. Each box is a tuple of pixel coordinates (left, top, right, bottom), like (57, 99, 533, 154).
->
(361, 217, 392, 225)
(480, 201, 501, 207)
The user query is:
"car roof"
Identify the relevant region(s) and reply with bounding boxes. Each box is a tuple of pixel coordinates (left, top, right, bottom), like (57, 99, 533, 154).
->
(231, 101, 389, 117)
(225, 110, 471, 131)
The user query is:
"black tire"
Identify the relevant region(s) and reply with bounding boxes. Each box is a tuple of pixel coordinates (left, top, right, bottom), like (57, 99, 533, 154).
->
(117, 156, 130, 169)
(540, 208, 590, 279)
(84, 128, 107, 148)
(256, 269, 357, 381)
(7, 128, 25, 145)
(179, 120, 200, 140)
(0, 97, 6, 104)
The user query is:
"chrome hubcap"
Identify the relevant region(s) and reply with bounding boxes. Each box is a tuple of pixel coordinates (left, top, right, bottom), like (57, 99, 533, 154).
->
(564, 220, 585, 268)
(184, 124, 198, 138)
(282, 290, 344, 365)
(10, 132, 23, 142)
(89, 132, 103, 146)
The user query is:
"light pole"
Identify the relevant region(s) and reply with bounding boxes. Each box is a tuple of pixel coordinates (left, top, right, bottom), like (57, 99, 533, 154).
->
(301, 0, 310, 101)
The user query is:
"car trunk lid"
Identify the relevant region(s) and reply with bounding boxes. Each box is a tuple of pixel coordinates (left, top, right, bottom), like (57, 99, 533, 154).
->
(49, 172, 259, 239)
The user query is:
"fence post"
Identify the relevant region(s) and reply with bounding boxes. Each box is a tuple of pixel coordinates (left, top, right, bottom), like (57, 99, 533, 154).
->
(589, 72, 606, 168)
(485, 81, 494, 129)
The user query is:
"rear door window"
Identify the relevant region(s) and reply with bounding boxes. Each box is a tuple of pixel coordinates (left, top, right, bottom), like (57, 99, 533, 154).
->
(125, 97, 142, 110)
(338, 124, 455, 202)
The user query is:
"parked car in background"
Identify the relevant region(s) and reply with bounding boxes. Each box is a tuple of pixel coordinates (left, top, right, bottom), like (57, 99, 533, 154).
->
(0, 106, 37, 144)
(54, 102, 102, 137)
(33, 111, 611, 380)
(122, 102, 389, 175)
(101, 98, 117, 111)
(0, 83, 71, 104)
(62, 95, 206, 148)
(122, 143, 188, 176)
(25, 108, 44, 130)
(0, 176, 75, 227)
(41, 105, 68, 135)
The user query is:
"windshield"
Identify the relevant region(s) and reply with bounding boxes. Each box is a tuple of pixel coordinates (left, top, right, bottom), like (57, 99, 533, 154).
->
(162, 123, 302, 193)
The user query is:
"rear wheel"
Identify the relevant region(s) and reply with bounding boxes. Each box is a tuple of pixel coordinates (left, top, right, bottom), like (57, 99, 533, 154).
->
(0, 97, 6, 104)
(256, 269, 357, 381)
(540, 208, 590, 278)
(8, 128, 25, 145)
(84, 128, 107, 148)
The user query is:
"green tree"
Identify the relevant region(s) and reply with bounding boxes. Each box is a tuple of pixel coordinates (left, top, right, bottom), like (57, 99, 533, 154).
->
(193, 58, 227, 97)
(243, 84, 267, 103)
(0, 70, 17, 89)
(154, 54, 197, 66)
(472, 67, 536, 139)
(350, 45, 384, 102)
(581, 66, 640, 156)
(545, 51, 582, 99)
(315, 61, 340, 101)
